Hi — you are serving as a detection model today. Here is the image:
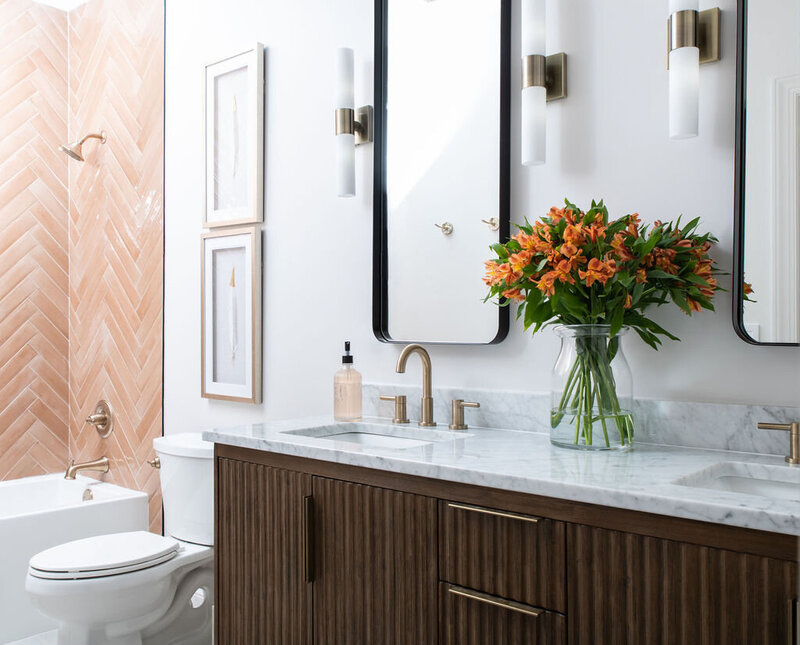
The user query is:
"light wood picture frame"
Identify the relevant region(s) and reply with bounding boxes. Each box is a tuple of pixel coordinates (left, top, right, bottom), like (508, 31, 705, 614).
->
(203, 44, 264, 228)
(201, 226, 262, 403)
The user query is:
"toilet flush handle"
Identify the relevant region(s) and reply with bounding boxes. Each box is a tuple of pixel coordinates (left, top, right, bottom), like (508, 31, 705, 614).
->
(147, 457, 161, 469)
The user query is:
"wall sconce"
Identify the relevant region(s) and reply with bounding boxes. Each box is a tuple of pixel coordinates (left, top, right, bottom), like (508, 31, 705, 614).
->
(335, 47, 373, 198)
(667, 2, 720, 139)
(520, 0, 567, 166)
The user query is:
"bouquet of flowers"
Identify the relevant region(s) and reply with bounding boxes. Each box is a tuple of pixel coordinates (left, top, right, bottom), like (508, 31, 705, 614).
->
(484, 199, 722, 448)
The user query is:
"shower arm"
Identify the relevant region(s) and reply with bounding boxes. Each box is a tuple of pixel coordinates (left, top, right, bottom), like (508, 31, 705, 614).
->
(77, 132, 107, 145)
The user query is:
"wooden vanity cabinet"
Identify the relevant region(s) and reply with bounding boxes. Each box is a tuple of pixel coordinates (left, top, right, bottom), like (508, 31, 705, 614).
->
(215, 445, 799, 645)
(311, 477, 438, 644)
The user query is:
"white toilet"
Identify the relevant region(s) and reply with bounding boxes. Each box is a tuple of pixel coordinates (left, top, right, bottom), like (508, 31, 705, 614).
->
(25, 433, 214, 645)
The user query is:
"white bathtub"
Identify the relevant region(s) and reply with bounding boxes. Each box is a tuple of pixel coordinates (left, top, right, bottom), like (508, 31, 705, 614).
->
(0, 474, 148, 643)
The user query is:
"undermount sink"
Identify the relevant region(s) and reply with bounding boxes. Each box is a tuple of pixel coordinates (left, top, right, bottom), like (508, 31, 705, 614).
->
(673, 462, 800, 502)
(282, 421, 465, 451)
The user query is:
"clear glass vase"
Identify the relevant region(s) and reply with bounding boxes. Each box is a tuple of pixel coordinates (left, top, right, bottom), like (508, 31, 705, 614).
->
(550, 325, 634, 451)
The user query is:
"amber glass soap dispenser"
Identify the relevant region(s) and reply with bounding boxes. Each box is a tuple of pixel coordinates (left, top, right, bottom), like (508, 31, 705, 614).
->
(334, 341, 362, 421)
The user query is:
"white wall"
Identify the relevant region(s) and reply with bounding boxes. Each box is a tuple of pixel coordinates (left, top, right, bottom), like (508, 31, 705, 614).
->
(165, 0, 800, 436)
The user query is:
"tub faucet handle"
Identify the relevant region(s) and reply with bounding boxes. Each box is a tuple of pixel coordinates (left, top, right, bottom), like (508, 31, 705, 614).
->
(84, 400, 114, 438)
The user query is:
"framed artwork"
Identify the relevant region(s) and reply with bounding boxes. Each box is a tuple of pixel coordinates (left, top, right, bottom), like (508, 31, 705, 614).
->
(203, 44, 264, 228)
(201, 227, 262, 402)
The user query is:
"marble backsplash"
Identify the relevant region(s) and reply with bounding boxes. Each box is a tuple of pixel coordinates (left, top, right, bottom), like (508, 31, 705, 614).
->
(363, 383, 799, 457)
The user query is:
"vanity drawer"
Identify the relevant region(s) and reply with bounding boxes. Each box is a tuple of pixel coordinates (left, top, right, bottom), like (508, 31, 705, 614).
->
(439, 500, 566, 613)
(440, 583, 566, 645)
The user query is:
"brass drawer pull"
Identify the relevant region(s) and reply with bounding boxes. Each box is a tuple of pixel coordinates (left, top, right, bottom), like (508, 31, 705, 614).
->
(447, 502, 540, 524)
(303, 496, 314, 583)
(447, 585, 543, 618)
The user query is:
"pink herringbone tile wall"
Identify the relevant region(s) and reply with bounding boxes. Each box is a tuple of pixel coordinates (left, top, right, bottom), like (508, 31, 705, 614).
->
(68, 0, 164, 531)
(0, 0, 70, 480)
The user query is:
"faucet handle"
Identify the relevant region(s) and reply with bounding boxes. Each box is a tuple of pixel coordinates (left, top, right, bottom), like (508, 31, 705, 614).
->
(758, 421, 799, 464)
(380, 395, 409, 424)
(450, 399, 480, 431)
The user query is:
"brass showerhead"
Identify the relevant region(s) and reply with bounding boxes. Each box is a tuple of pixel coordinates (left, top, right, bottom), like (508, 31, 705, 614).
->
(59, 131, 107, 162)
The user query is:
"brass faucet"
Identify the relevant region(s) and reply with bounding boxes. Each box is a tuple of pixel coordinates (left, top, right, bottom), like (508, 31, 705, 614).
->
(65, 456, 110, 480)
(396, 344, 435, 427)
(758, 422, 800, 464)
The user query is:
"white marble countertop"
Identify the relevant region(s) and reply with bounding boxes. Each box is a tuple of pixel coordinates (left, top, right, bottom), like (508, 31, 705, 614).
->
(204, 417, 800, 536)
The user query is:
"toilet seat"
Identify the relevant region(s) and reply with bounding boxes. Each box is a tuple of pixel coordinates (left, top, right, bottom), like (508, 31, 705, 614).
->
(29, 531, 180, 580)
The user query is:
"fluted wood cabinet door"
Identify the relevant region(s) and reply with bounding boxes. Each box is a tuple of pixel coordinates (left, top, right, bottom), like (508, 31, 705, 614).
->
(312, 476, 438, 645)
(568, 524, 799, 645)
(215, 457, 312, 645)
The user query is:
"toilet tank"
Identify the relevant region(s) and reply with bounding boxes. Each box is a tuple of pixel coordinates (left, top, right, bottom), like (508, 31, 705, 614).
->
(153, 433, 214, 546)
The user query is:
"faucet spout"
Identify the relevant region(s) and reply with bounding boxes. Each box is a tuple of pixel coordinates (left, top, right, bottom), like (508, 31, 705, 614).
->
(395, 344, 435, 426)
(65, 456, 110, 480)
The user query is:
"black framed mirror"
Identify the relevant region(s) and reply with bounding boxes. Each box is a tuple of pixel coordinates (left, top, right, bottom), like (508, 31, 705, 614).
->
(733, 0, 800, 346)
(372, 0, 511, 345)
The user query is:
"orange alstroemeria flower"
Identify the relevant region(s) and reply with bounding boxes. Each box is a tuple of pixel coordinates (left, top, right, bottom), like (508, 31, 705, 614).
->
(514, 231, 536, 250)
(509, 250, 532, 273)
(585, 223, 607, 243)
(536, 272, 557, 297)
(563, 223, 585, 246)
(483, 260, 500, 286)
(686, 297, 702, 314)
(624, 294, 633, 309)
(699, 277, 718, 298)
(502, 287, 525, 301)
(579, 258, 617, 287)
(561, 242, 580, 258)
(675, 239, 693, 249)
(653, 247, 679, 274)
(625, 213, 641, 238)
(553, 260, 576, 285)
(635, 267, 648, 284)
(743, 281, 754, 295)
(495, 263, 521, 286)
(610, 233, 635, 262)
(693, 259, 713, 279)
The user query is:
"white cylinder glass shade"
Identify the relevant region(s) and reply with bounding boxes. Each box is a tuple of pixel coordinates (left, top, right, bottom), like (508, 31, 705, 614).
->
(521, 85, 546, 166)
(669, 46, 699, 139)
(521, 0, 546, 56)
(336, 47, 355, 197)
(336, 133, 355, 198)
(335, 48, 354, 109)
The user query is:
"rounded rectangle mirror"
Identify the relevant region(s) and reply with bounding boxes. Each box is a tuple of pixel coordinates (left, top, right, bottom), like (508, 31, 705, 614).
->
(373, 0, 511, 345)
(734, 0, 800, 346)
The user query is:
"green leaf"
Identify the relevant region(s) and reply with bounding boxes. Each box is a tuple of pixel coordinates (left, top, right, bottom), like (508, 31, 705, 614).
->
(639, 231, 662, 256)
(647, 269, 679, 280)
(682, 272, 709, 287)
(609, 305, 625, 336)
(491, 243, 508, 260)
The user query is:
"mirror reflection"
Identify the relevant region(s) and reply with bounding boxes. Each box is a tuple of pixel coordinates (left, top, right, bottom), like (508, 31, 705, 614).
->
(740, 0, 800, 344)
(376, 0, 509, 344)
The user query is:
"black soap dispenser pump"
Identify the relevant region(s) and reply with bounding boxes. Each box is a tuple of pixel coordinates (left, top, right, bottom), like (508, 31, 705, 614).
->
(334, 341, 362, 421)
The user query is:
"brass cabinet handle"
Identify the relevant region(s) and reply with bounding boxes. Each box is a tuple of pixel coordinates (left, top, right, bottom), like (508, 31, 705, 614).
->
(447, 502, 540, 524)
(303, 496, 314, 583)
(447, 585, 543, 618)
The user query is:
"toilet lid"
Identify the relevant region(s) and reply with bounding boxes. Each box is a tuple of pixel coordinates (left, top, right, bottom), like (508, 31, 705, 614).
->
(29, 531, 180, 580)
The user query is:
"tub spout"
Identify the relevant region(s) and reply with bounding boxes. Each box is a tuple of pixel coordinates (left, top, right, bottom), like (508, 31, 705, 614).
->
(65, 456, 110, 480)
